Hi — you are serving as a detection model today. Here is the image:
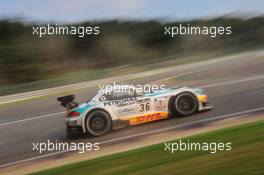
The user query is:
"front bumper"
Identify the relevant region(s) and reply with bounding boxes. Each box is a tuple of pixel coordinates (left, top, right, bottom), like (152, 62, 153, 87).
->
(197, 94, 213, 111)
(201, 102, 213, 111)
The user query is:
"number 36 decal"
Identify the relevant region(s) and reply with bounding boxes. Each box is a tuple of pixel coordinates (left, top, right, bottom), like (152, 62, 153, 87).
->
(140, 103, 150, 112)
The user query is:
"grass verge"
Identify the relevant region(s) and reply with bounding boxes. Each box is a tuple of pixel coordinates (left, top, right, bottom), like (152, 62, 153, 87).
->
(30, 120, 264, 175)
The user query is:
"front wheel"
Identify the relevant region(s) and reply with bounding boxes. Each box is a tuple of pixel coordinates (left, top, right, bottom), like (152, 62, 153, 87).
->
(173, 92, 198, 117)
(85, 110, 112, 136)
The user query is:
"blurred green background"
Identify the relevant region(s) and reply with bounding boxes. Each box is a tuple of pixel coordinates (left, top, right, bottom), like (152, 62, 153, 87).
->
(0, 17, 264, 95)
(30, 119, 264, 175)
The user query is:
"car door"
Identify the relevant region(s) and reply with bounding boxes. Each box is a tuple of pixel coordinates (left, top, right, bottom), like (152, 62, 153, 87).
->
(135, 94, 153, 115)
(104, 90, 139, 120)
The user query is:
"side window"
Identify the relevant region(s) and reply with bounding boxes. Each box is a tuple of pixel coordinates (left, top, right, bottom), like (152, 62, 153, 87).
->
(111, 90, 135, 100)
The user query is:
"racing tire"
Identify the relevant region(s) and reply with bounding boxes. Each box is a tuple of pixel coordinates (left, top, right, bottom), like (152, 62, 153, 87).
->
(173, 92, 198, 117)
(85, 110, 112, 136)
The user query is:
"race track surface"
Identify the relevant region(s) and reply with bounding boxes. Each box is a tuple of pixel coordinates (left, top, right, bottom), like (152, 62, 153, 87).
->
(0, 51, 264, 167)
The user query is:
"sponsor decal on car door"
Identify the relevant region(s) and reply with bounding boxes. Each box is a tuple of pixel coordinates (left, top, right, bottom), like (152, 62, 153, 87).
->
(136, 97, 152, 114)
(128, 112, 169, 125)
(113, 97, 138, 118)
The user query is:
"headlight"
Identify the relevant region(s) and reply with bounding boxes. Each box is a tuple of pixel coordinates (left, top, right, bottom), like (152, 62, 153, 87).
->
(198, 95, 208, 102)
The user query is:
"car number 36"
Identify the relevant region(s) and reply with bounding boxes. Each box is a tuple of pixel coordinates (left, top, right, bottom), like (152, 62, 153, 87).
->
(139, 103, 150, 112)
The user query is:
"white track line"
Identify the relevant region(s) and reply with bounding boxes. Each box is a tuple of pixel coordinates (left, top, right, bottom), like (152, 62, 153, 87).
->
(0, 106, 264, 169)
(0, 112, 66, 127)
(200, 74, 264, 88)
(0, 49, 253, 105)
(1, 74, 264, 127)
(150, 70, 202, 84)
(101, 107, 264, 144)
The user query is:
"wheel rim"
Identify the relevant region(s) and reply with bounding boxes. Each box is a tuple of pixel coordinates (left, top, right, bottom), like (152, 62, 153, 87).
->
(90, 116, 107, 131)
(176, 94, 196, 114)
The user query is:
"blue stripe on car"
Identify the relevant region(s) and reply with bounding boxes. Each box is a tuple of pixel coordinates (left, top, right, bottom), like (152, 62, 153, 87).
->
(75, 104, 94, 114)
(145, 89, 169, 97)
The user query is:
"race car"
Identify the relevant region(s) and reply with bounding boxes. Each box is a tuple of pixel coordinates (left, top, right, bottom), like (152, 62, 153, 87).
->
(57, 85, 213, 138)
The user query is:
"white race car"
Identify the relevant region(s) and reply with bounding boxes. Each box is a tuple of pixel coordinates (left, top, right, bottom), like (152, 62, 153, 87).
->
(57, 85, 213, 138)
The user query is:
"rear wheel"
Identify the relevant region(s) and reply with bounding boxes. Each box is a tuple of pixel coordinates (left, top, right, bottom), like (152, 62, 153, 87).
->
(173, 92, 198, 117)
(85, 110, 112, 136)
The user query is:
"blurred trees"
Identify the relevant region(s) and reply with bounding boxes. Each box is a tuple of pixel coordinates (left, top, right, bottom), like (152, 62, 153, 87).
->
(0, 21, 43, 84)
(0, 17, 263, 86)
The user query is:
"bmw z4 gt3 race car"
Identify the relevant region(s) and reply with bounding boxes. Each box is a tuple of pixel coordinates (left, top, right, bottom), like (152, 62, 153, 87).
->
(57, 85, 213, 138)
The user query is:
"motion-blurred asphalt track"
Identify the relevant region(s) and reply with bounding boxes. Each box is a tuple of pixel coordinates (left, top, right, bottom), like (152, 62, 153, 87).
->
(0, 50, 264, 168)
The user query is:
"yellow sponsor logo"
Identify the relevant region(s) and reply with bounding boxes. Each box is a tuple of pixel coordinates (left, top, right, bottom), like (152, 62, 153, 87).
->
(198, 95, 208, 103)
(128, 112, 168, 125)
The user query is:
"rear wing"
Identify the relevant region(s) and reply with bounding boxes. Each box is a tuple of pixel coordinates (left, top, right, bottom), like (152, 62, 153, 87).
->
(57, 95, 78, 110)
